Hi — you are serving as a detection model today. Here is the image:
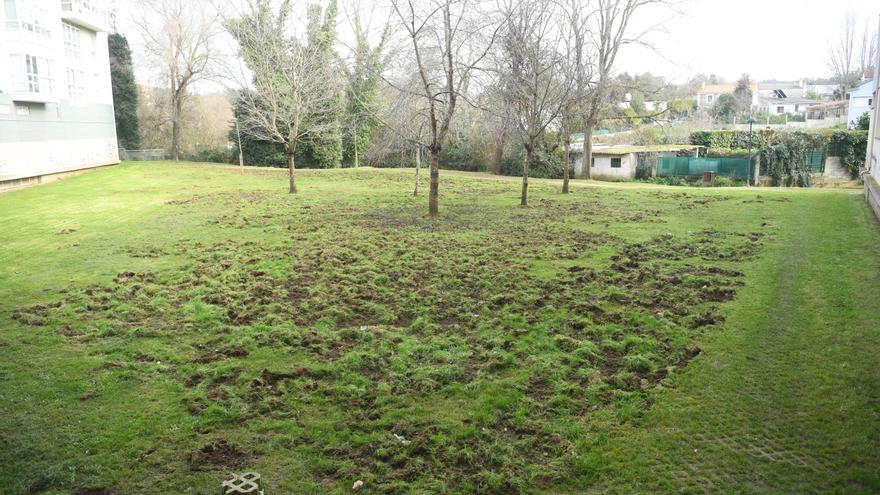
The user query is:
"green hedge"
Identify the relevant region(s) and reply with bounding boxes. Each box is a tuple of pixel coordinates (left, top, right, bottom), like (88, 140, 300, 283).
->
(690, 130, 772, 150)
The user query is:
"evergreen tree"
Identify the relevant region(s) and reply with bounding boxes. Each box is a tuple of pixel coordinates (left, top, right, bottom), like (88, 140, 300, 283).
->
(108, 33, 141, 150)
(301, 0, 343, 168)
(733, 74, 754, 117)
(342, 15, 389, 167)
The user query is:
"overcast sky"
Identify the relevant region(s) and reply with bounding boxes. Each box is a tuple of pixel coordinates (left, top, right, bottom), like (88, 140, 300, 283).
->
(618, 0, 880, 83)
(115, 0, 880, 91)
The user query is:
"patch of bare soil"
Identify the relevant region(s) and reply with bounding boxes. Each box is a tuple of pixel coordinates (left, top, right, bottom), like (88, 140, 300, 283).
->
(189, 439, 246, 470)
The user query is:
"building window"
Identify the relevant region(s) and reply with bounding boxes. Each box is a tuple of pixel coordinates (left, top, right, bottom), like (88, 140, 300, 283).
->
(25, 54, 41, 92)
(66, 68, 85, 100)
(707, 95, 713, 102)
(15, 104, 30, 116)
(870, 98, 874, 107)
(777, 106, 784, 114)
(63, 21, 81, 59)
(6, 1, 51, 37)
(10, 54, 52, 94)
(611, 158, 622, 168)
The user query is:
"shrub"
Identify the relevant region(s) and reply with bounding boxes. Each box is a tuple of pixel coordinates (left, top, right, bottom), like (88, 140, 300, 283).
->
(499, 147, 565, 179)
(182, 147, 234, 164)
(854, 111, 870, 131)
(712, 176, 739, 187)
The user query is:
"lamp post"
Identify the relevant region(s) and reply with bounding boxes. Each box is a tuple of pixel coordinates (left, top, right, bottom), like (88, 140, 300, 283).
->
(747, 116, 756, 186)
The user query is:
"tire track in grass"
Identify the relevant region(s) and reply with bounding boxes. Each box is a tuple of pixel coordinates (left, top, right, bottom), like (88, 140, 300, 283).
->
(592, 193, 880, 495)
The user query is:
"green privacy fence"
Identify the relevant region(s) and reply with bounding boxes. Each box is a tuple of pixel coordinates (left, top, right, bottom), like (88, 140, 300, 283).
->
(657, 157, 754, 179)
(808, 150, 825, 172)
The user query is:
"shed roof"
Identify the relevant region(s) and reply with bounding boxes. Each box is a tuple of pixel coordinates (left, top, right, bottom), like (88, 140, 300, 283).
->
(847, 80, 875, 97)
(807, 100, 848, 110)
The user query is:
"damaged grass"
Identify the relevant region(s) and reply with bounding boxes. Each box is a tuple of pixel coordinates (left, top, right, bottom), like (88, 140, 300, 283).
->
(1, 162, 875, 494)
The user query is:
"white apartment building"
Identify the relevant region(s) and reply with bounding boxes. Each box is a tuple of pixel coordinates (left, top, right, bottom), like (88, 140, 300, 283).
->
(0, 0, 118, 189)
(864, 17, 880, 221)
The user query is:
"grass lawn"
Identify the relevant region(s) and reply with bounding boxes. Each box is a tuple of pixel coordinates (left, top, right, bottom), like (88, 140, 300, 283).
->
(1, 162, 878, 494)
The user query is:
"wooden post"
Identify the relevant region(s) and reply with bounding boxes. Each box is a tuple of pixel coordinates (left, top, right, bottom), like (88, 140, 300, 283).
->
(753, 156, 761, 186)
(235, 119, 244, 175)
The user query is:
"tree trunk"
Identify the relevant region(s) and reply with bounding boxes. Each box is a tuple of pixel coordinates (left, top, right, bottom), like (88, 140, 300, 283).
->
(414, 145, 421, 196)
(428, 150, 439, 216)
(491, 134, 504, 175)
(354, 139, 359, 169)
(562, 132, 570, 194)
(520, 147, 530, 207)
(583, 125, 594, 180)
(235, 119, 244, 175)
(171, 95, 182, 161)
(288, 150, 297, 194)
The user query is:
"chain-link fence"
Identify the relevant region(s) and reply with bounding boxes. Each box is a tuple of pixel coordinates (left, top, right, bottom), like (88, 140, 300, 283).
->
(119, 149, 167, 161)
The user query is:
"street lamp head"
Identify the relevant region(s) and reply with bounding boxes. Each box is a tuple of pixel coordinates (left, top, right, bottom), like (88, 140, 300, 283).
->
(747, 117, 756, 125)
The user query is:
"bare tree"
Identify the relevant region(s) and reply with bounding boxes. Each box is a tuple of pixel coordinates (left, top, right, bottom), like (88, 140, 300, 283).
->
(829, 11, 858, 99)
(858, 18, 878, 78)
(499, 0, 569, 206)
(377, 75, 431, 194)
(227, 0, 341, 193)
(578, 0, 668, 180)
(558, 0, 595, 193)
(389, 0, 504, 216)
(137, 0, 219, 161)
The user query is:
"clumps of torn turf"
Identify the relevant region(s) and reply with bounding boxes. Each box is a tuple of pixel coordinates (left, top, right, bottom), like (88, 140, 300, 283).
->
(9, 184, 765, 493)
(189, 438, 247, 470)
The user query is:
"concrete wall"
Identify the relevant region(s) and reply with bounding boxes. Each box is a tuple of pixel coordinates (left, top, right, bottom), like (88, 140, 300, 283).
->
(727, 117, 846, 131)
(0, 0, 118, 184)
(591, 153, 636, 181)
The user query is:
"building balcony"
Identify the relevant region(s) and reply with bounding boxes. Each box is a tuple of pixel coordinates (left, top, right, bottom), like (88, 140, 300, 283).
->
(60, 0, 109, 32)
(5, 20, 53, 47)
(9, 74, 57, 103)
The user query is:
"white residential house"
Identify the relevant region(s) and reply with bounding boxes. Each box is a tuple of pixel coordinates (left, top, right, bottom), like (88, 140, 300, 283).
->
(847, 80, 874, 129)
(804, 83, 838, 100)
(757, 97, 817, 116)
(617, 93, 668, 113)
(695, 83, 758, 110)
(0, 0, 119, 190)
(757, 81, 806, 100)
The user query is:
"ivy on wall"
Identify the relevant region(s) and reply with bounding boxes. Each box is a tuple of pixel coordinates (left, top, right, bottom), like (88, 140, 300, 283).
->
(829, 130, 868, 179)
(759, 132, 825, 187)
(691, 130, 869, 186)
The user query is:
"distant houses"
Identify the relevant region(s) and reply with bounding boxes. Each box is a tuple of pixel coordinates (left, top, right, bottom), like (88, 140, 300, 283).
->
(693, 78, 871, 124)
(617, 93, 668, 113)
(695, 83, 758, 110)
